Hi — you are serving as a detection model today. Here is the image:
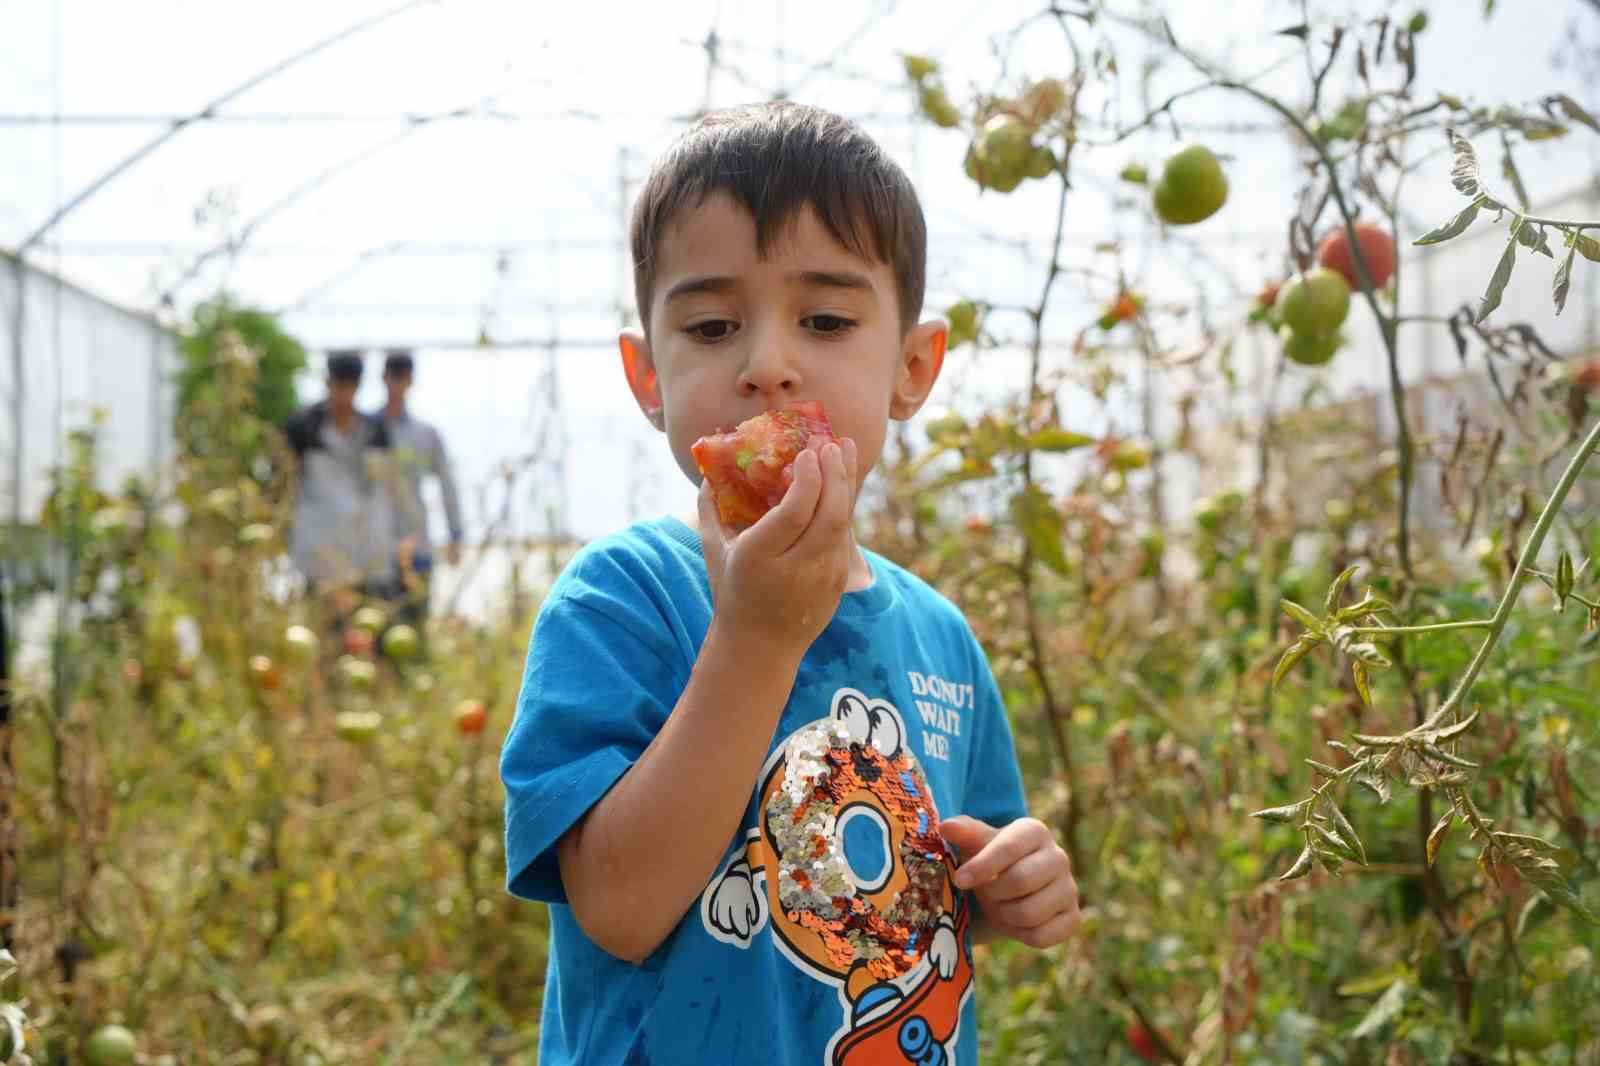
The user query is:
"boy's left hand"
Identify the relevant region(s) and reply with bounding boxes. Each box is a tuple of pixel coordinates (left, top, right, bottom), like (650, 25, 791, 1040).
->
(939, 816, 1080, 949)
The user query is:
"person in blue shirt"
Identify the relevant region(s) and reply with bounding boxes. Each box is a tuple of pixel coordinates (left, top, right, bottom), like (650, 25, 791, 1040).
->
(501, 101, 1080, 1066)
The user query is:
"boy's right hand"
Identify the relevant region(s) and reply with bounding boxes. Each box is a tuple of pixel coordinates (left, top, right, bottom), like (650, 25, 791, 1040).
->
(698, 437, 859, 660)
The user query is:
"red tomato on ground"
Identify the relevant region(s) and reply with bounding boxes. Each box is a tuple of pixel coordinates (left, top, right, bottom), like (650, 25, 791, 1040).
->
(691, 401, 839, 528)
(1317, 222, 1396, 290)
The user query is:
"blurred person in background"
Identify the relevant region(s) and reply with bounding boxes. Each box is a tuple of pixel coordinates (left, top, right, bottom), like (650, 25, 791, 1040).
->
(282, 351, 399, 613)
(379, 349, 465, 626)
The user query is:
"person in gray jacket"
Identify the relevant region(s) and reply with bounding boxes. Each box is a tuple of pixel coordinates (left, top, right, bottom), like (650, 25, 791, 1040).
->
(379, 350, 464, 622)
(282, 351, 398, 598)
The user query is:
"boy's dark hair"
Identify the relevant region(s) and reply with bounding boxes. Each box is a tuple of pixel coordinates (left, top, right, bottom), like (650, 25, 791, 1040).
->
(383, 349, 415, 378)
(630, 101, 926, 338)
(326, 351, 363, 383)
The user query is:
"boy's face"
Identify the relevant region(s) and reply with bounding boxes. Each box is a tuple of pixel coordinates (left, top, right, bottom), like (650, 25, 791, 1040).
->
(619, 194, 946, 495)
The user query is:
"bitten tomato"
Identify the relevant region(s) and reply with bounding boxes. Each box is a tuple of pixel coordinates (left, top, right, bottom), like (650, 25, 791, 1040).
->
(692, 401, 840, 528)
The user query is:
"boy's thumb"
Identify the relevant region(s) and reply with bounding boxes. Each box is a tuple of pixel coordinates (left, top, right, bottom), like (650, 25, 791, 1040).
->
(938, 816, 997, 861)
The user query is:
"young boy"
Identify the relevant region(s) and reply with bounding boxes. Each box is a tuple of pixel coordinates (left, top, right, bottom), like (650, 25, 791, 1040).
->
(501, 102, 1079, 1066)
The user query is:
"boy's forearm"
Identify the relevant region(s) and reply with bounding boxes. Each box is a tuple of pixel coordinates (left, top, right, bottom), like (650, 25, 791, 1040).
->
(557, 618, 803, 964)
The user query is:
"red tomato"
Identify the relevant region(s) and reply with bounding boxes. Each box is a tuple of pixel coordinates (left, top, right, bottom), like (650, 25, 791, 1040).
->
(691, 401, 839, 528)
(1127, 1023, 1162, 1063)
(1317, 222, 1396, 290)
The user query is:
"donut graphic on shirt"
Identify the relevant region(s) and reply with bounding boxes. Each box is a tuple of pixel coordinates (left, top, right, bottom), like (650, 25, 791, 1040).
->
(702, 687, 973, 1065)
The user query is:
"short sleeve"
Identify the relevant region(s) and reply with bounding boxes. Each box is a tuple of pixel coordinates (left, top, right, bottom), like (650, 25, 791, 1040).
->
(961, 642, 1030, 830)
(500, 577, 686, 904)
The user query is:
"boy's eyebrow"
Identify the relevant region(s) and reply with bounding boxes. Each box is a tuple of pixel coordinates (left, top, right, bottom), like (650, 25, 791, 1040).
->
(661, 270, 879, 305)
(787, 270, 878, 300)
(663, 275, 739, 303)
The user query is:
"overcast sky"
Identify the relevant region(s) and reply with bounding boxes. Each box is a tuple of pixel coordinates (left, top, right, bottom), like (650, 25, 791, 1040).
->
(4, 0, 1598, 539)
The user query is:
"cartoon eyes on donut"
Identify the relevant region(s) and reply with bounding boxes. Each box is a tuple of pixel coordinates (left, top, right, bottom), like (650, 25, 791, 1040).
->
(833, 689, 905, 761)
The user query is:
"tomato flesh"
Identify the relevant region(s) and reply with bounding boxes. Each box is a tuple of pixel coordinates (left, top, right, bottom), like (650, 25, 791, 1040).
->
(692, 401, 838, 528)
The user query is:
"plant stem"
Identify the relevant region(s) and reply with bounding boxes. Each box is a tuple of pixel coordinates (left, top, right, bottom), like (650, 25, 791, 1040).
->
(1427, 415, 1600, 726)
(1349, 620, 1493, 636)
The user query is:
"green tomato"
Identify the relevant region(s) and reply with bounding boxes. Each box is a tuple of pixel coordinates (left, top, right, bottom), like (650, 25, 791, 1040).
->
(1278, 325, 1342, 366)
(335, 710, 383, 744)
(919, 84, 961, 128)
(283, 624, 320, 664)
(1152, 143, 1228, 225)
(1503, 1008, 1556, 1051)
(338, 655, 378, 690)
(381, 624, 421, 662)
(350, 606, 387, 634)
(1275, 268, 1351, 335)
(84, 1025, 138, 1066)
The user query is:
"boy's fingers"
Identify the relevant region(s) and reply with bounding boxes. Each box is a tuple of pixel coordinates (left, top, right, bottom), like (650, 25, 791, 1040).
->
(840, 437, 859, 513)
(947, 819, 1050, 890)
(796, 442, 850, 552)
(981, 847, 1067, 903)
(747, 447, 822, 555)
(938, 815, 999, 875)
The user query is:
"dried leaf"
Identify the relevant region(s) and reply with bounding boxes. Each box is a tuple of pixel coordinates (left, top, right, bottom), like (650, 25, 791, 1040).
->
(1305, 758, 1344, 778)
(1353, 732, 1404, 748)
(1314, 824, 1361, 864)
(1251, 801, 1310, 824)
(1476, 221, 1520, 324)
(1421, 742, 1479, 769)
(1549, 93, 1600, 133)
(1356, 767, 1392, 803)
(1447, 129, 1482, 198)
(1427, 809, 1454, 865)
(1432, 708, 1480, 742)
(1323, 799, 1367, 864)
(1353, 661, 1372, 708)
(1555, 237, 1578, 315)
(1502, 145, 1531, 210)
(1279, 844, 1315, 881)
(1514, 221, 1554, 258)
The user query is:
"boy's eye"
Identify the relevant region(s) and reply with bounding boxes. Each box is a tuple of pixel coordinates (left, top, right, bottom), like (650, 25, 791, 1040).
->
(804, 314, 856, 336)
(686, 320, 738, 342)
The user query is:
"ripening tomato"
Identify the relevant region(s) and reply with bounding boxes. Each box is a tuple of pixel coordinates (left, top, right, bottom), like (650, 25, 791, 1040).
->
(454, 698, 488, 736)
(1317, 222, 1396, 290)
(692, 401, 839, 528)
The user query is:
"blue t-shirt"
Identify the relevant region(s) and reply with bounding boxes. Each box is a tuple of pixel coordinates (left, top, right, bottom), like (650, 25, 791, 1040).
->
(501, 517, 1029, 1066)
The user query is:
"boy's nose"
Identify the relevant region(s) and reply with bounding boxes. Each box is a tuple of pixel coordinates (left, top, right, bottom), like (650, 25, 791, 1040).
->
(736, 341, 800, 399)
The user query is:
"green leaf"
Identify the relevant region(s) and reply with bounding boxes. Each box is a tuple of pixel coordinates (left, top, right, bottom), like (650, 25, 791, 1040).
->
(1475, 220, 1520, 324)
(1278, 844, 1315, 881)
(1338, 964, 1410, 997)
(1555, 236, 1578, 315)
(1251, 801, 1310, 824)
(1325, 565, 1361, 614)
(1323, 798, 1367, 864)
(1427, 809, 1453, 865)
(1556, 551, 1574, 610)
(1273, 633, 1323, 689)
(1026, 428, 1096, 453)
(1010, 486, 1068, 575)
(1576, 233, 1600, 262)
(1447, 129, 1482, 198)
(1351, 979, 1409, 1039)
(1280, 598, 1322, 631)
(1413, 202, 1483, 246)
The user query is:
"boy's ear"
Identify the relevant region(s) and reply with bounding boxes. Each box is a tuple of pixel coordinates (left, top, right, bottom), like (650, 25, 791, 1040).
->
(619, 329, 665, 431)
(889, 318, 948, 420)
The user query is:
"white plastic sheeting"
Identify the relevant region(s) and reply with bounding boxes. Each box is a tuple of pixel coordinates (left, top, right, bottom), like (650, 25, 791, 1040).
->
(1, 251, 176, 527)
